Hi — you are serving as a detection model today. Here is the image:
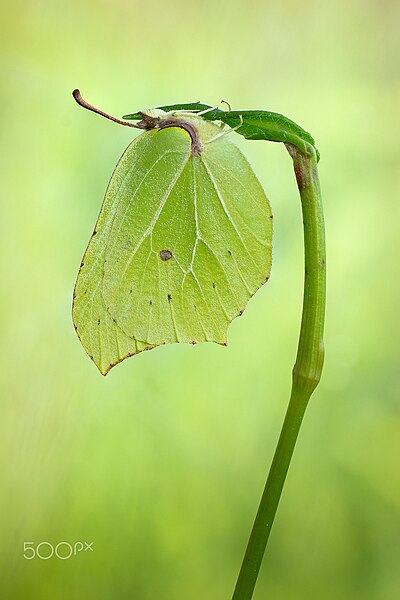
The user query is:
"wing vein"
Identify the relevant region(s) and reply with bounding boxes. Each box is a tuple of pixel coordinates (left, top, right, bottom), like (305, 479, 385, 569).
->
(201, 159, 262, 273)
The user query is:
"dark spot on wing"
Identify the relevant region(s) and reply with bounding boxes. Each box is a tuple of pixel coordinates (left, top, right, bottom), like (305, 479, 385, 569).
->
(160, 249, 173, 261)
(212, 282, 216, 288)
(149, 299, 153, 305)
(227, 249, 232, 256)
(167, 294, 172, 302)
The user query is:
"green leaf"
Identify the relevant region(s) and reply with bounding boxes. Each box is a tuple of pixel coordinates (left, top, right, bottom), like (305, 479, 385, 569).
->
(73, 116, 272, 374)
(123, 103, 320, 161)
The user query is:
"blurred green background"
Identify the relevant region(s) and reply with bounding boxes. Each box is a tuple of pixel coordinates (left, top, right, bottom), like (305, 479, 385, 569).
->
(1, 0, 399, 598)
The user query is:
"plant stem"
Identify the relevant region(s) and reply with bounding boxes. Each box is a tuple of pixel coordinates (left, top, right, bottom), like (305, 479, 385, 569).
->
(232, 145, 326, 600)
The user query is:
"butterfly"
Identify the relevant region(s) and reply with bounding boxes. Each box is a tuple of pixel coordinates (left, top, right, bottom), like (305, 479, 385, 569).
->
(72, 90, 272, 374)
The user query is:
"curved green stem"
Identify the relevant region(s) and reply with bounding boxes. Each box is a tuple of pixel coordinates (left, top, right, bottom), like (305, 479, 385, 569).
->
(232, 144, 326, 600)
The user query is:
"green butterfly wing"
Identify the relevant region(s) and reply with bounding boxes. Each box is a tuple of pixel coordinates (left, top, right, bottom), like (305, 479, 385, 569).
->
(73, 120, 272, 374)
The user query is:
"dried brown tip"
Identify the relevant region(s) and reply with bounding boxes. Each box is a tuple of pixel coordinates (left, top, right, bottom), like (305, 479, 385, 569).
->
(72, 89, 143, 129)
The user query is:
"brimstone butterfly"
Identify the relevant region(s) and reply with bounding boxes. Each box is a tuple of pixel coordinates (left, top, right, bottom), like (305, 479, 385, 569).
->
(72, 92, 273, 374)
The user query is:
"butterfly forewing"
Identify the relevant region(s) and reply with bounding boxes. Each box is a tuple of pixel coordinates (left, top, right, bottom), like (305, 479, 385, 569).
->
(73, 121, 272, 374)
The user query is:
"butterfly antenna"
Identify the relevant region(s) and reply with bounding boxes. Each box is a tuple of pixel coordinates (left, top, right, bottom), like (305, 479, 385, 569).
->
(72, 89, 142, 129)
(221, 99, 232, 111)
